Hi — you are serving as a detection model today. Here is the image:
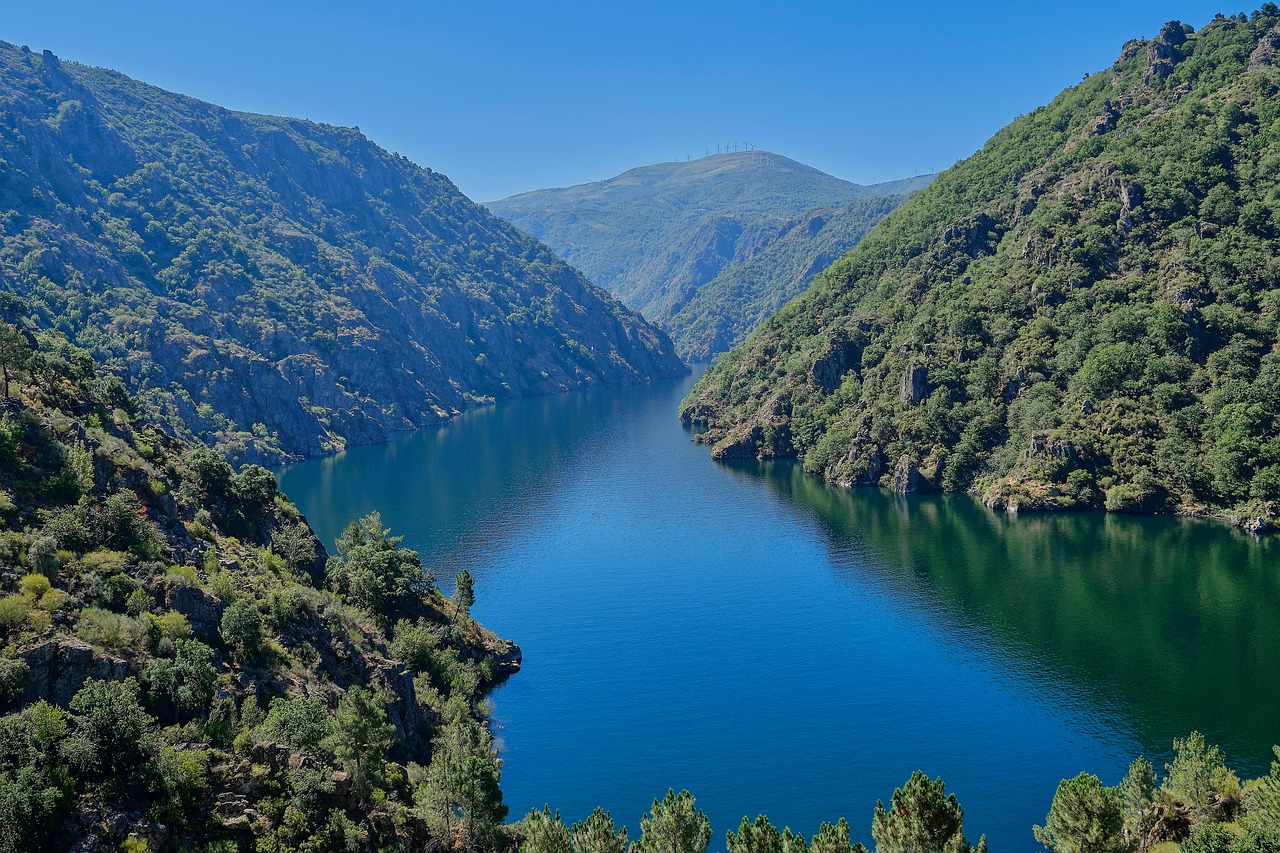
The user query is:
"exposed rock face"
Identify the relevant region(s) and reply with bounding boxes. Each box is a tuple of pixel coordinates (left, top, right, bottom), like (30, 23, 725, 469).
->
(811, 332, 866, 393)
(890, 455, 923, 494)
(1144, 21, 1189, 83)
(153, 580, 227, 637)
(900, 362, 929, 405)
(0, 41, 686, 463)
(20, 638, 130, 707)
(1250, 22, 1280, 67)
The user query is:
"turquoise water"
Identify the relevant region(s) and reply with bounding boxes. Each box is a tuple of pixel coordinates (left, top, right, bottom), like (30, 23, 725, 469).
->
(276, 370, 1280, 850)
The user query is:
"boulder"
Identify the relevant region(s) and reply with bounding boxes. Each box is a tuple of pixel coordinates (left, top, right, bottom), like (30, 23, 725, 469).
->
(20, 637, 129, 707)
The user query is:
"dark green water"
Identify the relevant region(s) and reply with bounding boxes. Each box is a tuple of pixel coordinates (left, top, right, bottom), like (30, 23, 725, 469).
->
(276, 370, 1280, 850)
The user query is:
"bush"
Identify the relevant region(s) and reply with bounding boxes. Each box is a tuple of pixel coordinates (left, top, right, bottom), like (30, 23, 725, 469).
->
(75, 607, 144, 652)
(219, 599, 261, 660)
(0, 596, 30, 632)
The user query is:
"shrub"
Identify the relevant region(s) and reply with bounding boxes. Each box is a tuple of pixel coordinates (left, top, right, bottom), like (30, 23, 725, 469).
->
(75, 607, 144, 652)
(220, 599, 261, 660)
(0, 596, 31, 632)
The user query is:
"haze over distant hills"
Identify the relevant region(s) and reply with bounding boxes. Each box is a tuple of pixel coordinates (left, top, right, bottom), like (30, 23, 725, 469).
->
(488, 152, 933, 360)
(0, 41, 685, 462)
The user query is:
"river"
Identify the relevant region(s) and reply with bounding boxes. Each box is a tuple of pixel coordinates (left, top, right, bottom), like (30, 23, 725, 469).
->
(275, 369, 1280, 850)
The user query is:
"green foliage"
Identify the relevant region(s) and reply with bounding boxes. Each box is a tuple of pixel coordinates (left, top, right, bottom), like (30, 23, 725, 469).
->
(632, 789, 712, 853)
(142, 639, 216, 720)
(1033, 773, 1128, 853)
(1121, 757, 1159, 850)
(325, 686, 396, 798)
(810, 818, 867, 853)
(571, 807, 630, 853)
(870, 771, 986, 853)
(1166, 732, 1240, 827)
(219, 598, 262, 660)
(327, 511, 431, 622)
(727, 814, 809, 853)
(491, 153, 931, 360)
(682, 12, 1280, 524)
(453, 569, 476, 621)
(271, 520, 318, 579)
(522, 806, 572, 853)
(1180, 824, 1239, 853)
(416, 711, 508, 850)
(62, 677, 154, 777)
(261, 696, 331, 753)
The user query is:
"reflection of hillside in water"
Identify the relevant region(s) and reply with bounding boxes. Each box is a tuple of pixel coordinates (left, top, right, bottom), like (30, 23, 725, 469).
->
(724, 458, 1280, 775)
(277, 373, 702, 583)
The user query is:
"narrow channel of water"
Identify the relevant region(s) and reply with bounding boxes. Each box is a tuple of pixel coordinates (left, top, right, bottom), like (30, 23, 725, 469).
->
(276, 370, 1280, 850)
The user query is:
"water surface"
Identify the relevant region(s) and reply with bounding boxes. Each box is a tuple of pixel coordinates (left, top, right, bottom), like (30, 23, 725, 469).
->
(277, 371, 1280, 850)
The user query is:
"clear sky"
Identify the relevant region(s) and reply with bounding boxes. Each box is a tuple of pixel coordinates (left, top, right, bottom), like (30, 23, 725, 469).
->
(3, 1, 1246, 201)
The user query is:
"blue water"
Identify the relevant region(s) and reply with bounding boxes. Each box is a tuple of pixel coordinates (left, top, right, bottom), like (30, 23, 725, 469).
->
(276, 369, 1280, 850)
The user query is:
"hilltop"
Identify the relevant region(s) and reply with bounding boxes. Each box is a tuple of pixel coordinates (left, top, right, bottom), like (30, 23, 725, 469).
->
(682, 11, 1280, 529)
(488, 152, 932, 359)
(0, 41, 685, 463)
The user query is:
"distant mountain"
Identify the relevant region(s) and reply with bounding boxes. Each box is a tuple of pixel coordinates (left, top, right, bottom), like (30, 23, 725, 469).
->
(487, 152, 932, 359)
(0, 42, 685, 462)
(682, 11, 1280, 528)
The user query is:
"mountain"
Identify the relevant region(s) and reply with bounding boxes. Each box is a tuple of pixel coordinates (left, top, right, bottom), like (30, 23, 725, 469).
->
(0, 42, 685, 463)
(0, 321, 518, 849)
(487, 152, 932, 359)
(681, 10, 1280, 529)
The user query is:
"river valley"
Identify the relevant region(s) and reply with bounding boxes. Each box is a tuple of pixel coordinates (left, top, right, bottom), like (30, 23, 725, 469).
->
(276, 370, 1280, 850)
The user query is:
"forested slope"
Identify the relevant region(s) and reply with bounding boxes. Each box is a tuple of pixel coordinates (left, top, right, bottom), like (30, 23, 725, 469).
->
(682, 11, 1280, 529)
(489, 152, 931, 359)
(0, 41, 684, 463)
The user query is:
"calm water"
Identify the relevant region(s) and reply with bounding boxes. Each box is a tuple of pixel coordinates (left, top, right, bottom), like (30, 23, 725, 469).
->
(276, 371, 1280, 851)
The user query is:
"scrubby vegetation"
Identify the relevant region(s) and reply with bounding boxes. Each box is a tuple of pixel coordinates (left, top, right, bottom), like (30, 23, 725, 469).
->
(682, 10, 1280, 529)
(489, 152, 931, 360)
(0, 39, 684, 464)
(0, 320, 519, 850)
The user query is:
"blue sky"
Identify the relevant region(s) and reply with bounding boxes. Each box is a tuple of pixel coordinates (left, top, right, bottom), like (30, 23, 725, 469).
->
(4, 1, 1245, 200)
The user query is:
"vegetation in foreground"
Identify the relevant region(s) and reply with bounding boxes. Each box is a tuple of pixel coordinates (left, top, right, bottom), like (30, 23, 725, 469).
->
(0, 320, 518, 850)
(516, 733, 1280, 853)
(682, 9, 1280, 530)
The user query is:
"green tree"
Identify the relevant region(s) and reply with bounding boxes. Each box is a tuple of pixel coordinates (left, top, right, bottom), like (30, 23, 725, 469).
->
(632, 789, 712, 853)
(521, 806, 572, 853)
(1033, 773, 1128, 853)
(571, 807, 629, 853)
(142, 639, 217, 721)
(727, 814, 808, 853)
(1119, 757, 1158, 851)
(186, 445, 233, 500)
(219, 599, 262, 661)
(1165, 732, 1238, 827)
(0, 325, 30, 398)
(262, 696, 332, 752)
(271, 521, 318, 579)
(810, 818, 868, 853)
(453, 569, 476, 622)
(326, 686, 396, 798)
(327, 511, 432, 622)
(871, 771, 986, 853)
(416, 713, 508, 851)
(61, 677, 154, 777)
(1240, 746, 1280, 839)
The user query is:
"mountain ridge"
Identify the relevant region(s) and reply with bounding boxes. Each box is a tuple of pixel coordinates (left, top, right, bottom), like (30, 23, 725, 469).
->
(0, 41, 686, 463)
(488, 151, 932, 359)
(681, 11, 1280, 530)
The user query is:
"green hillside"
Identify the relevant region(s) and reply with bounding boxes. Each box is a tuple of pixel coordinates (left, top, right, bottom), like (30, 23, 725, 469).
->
(488, 152, 931, 359)
(0, 318, 519, 850)
(682, 11, 1280, 529)
(0, 42, 685, 463)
